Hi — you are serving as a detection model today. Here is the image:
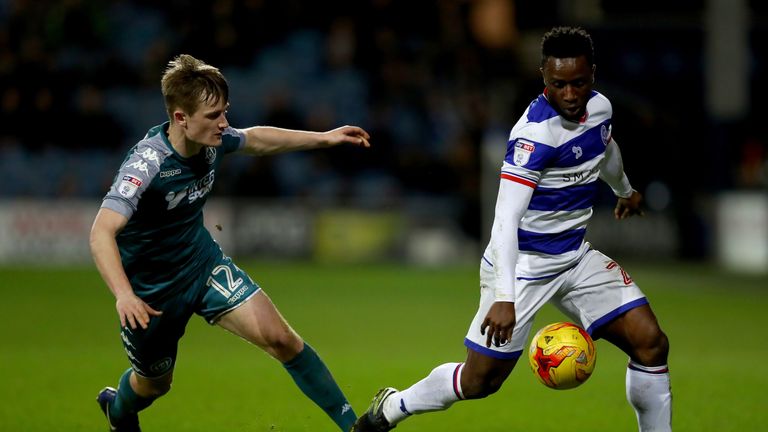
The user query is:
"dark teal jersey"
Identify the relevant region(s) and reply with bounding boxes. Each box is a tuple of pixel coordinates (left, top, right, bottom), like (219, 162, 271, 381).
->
(102, 122, 245, 301)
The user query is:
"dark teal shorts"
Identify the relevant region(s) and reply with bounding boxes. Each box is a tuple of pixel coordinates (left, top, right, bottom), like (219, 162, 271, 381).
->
(120, 254, 261, 378)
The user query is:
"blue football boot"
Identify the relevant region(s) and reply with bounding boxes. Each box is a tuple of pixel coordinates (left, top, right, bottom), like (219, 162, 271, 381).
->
(97, 387, 141, 432)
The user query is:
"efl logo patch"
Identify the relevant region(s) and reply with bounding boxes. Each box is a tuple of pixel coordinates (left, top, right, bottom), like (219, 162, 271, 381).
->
(513, 140, 535, 166)
(118, 175, 142, 198)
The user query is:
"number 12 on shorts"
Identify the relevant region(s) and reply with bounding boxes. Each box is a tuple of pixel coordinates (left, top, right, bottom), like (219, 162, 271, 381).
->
(206, 264, 244, 299)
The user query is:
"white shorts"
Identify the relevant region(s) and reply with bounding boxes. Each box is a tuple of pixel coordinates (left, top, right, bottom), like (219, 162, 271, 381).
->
(464, 248, 647, 360)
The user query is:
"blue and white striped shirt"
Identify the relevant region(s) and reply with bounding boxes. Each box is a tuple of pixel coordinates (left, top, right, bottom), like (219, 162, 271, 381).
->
(484, 90, 615, 280)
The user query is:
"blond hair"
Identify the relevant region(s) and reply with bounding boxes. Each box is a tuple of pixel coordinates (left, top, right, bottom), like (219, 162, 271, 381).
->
(160, 54, 229, 120)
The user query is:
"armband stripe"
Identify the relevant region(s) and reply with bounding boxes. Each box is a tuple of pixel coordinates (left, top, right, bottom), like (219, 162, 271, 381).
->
(500, 173, 536, 188)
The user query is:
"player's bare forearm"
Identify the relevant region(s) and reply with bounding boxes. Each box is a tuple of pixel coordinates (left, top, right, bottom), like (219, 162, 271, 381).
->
(90, 208, 162, 329)
(614, 190, 645, 220)
(240, 125, 370, 155)
(90, 209, 133, 299)
(91, 230, 162, 329)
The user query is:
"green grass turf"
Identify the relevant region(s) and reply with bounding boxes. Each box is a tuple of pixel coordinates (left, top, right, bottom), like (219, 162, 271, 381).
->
(0, 261, 766, 431)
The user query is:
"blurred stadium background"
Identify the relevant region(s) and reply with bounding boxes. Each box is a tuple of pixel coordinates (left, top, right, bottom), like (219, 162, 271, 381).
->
(1, 1, 767, 431)
(0, 0, 768, 272)
(0, 0, 765, 269)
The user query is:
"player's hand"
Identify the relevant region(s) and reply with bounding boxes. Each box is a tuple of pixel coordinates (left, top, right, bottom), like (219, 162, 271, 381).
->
(323, 125, 371, 148)
(115, 293, 162, 330)
(480, 301, 516, 348)
(614, 190, 645, 220)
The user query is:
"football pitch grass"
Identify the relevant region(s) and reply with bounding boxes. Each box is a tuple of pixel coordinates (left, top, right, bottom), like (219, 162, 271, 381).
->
(1, 261, 766, 431)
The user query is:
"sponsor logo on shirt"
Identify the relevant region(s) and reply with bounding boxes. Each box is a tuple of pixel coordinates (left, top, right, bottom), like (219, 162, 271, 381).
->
(125, 148, 160, 176)
(160, 168, 182, 178)
(128, 160, 149, 175)
(138, 148, 160, 164)
(513, 140, 535, 166)
(165, 170, 215, 210)
(117, 175, 142, 198)
(562, 165, 600, 183)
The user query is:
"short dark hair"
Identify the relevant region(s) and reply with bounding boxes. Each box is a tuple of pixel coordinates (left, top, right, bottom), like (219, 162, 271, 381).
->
(161, 54, 229, 119)
(541, 26, 594, 66)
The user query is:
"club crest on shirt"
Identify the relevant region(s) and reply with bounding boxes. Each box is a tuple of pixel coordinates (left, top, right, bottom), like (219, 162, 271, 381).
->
(117, 175, 142, 198)
(513, 140, 535, 166)
(205, 147, 216, 164)
(601, 125, 610, 146)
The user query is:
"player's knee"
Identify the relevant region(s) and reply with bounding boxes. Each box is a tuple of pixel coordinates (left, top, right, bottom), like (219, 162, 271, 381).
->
(136, 375, 173, 398)
(635, 328, 669, 366)
(264, 328, 303, 360)
(266, 328, 298, 349)
(461, 374, 505, 399)
(149, 381, 172, 397)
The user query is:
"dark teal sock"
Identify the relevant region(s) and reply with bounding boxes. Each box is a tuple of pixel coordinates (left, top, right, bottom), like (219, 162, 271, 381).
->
(283, 343, 356, 431)
(110, 369, 155, 420)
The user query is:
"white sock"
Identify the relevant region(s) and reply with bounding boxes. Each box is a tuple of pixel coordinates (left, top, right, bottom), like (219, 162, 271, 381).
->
(382, 363, 464, 425)
(626, 360, 672, 431)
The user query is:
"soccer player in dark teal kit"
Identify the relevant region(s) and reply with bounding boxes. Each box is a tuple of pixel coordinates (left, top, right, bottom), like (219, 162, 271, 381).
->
(90, 54, 370, 431)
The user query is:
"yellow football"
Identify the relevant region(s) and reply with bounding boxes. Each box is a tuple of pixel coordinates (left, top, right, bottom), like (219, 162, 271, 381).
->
(528, 322, 596, 390)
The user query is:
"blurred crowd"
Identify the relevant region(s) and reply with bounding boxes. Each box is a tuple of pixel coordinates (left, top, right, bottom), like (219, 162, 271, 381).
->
(1, 0, 765, 244)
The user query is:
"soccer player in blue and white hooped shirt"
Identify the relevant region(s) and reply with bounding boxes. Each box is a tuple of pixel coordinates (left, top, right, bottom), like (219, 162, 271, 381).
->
(91, 54, 370, 432)
(353, 27, 672, 432)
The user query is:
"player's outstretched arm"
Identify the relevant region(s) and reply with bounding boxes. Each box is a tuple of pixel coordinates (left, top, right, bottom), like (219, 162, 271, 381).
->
(239, 125, 370, 155)
(90, 208, 162, 329)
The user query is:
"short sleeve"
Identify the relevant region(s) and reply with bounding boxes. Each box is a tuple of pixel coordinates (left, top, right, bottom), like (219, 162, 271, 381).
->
(102, 144, 163, 218)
